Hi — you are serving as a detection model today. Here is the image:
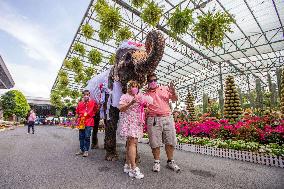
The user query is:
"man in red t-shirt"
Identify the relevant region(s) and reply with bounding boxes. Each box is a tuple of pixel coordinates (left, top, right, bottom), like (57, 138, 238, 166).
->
(75, 90, 98, 157)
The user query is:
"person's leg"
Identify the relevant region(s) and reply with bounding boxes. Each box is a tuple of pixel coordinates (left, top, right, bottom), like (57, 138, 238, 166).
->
(128, 137, 137, 169)
(128, 137, 144, 179)
(123, 140, 131, 173)
(83, 126, 92, 157)
(91, 111, 100, 149)
(28, 124, 30, 133)
(165, 145, 174, 160)
(105, 106, 119, 161)
(32, 122, 35, 134)
(147, 117, 162, 172)
(76, 129, 85, 155)
(152, 147, 161, 160)
(163, 116, 180, 172)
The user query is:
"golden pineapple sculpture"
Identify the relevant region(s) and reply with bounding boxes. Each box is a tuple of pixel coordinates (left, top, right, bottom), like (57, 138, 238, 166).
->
(224, 75, 242, 122)
(186, 91, 196, 121)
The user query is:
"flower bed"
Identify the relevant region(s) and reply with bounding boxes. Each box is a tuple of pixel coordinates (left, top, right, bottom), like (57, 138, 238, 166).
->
(141, 116, 284, 167)
(175, 116, 284, 146)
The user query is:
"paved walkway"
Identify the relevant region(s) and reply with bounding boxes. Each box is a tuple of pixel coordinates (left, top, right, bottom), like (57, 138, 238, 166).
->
(0, 126, 283, 189)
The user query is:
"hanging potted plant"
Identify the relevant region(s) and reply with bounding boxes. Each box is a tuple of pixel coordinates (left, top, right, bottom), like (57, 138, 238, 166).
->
(193, 11, 234, 48)
(70, 89, 80, 99)
(70, 57, 83, 74)
(88, 49, 102, 65)
(141, 1, 163, 27)
(99, 5, 122, 35)
(63, 59, 72, 70)
(50, 91, 63, 108)
(116, 26, 133, 44)
(94, 0, 108, 15)
(108, 53, 116, 65)
(58, 70, 69, 86)
(81, 23, 94, 39)
(61, 88, 71, 98)
(131, 0, 146, 8)
(74, 72, 85, 84)
(73, 42, 86, 55)
(98, 28, 113, 43)
(58, 70, 68, 78)
(168, 7, 193, 37)
(84, 66, 96, 78)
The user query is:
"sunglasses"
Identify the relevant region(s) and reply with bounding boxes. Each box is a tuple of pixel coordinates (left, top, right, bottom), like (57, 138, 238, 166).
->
(148, 79, 158, 83)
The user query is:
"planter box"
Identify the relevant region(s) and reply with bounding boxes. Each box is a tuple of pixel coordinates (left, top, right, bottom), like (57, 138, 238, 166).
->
(176, 143, 284, 168)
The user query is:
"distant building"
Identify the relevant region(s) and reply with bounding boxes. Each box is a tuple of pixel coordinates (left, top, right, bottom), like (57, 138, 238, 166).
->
(0, 55, 15, 119)
(0, 55, 15, 89)
(26, 96, 55, 117)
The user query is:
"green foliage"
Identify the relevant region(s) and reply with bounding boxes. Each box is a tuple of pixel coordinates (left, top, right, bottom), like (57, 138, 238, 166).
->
(94, 0, 108, 15)
(63, 59, 72, 70)
(58, 74, 69, 87)
(74, 72, 85, 84)
(96, 3, 122, 42)
(116, 26, 133, 44)
(60, 88, 71, 98)
(141, 1, 163, 27)
(168, 8, 193, 37)
(193, 11, 234, 48)
(88, 49, 102, 66)
(98, 28, 113, 43)
(50, 90, 63, 108)
(131, 0, 146, 8)
(70, 90, 81, 100)
(70, 57, 83, 74)
(108, 53, 116, 65)
(73, 42, 85, 55)
(84, 66, 95, 78)
(58, 70, 68, 78)
(1, 90, 30, 119)
(81, 24, 94, 39)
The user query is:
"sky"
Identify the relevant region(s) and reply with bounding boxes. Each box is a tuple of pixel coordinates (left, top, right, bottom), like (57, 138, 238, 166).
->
(0, 0, 90, 98)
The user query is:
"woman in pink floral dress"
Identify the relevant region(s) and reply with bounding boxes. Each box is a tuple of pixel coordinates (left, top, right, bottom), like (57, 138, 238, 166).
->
(118, 80, 152, 179)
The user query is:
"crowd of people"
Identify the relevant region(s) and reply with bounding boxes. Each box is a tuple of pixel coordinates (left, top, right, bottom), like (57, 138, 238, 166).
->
(75, 73, 180, 179)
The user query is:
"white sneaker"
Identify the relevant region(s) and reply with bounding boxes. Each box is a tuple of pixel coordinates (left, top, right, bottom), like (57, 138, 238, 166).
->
(152, 160, 160, 172)
(123, 164, 131, 173)
(128, 167, 144, 179)
(167, 160, 181, 172)
(27, 133, 29, 134)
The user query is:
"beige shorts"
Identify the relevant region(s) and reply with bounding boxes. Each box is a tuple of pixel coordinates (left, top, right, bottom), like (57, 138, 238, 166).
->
(147, 115, 177, 149)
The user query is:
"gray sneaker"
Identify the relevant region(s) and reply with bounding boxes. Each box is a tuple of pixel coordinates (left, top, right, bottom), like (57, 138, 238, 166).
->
(75, 151, 84, 155)
(167, 160, 181, 172)
(152, 161, 160, 172)
(128, 167, 144, 179)
(82, 151, 89, 157)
